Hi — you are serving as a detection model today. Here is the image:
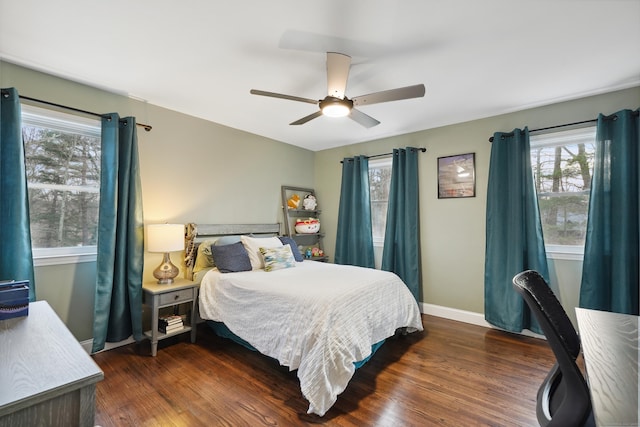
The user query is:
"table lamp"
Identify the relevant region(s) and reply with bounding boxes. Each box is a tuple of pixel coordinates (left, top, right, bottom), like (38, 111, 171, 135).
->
(147, 223, 184, 284)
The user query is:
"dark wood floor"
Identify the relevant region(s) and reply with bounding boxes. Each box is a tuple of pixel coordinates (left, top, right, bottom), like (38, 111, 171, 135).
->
(93, 315, 555, 426)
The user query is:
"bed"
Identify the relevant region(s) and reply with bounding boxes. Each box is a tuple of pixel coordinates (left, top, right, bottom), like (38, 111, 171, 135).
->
(184, 223, 423, 416)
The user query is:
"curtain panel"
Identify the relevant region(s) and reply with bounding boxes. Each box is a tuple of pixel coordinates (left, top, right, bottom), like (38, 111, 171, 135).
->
(92, 113, 144, 353)
(485, 128, 549, 333)
(580, 108, 639, 315)
(0, 88, 36, 300)
(335, 155, 375, 268)
(382, 147, 422, 302)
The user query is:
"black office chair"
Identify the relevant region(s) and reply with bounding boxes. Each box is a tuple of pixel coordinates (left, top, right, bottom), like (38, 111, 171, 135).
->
(512, 270, 595, 427)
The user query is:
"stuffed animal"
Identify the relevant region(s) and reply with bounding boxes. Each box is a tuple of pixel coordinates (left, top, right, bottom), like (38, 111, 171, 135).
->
(287, 194, 300, 209)
(295, 218, 320, 234)
(303, 194, 317, 210)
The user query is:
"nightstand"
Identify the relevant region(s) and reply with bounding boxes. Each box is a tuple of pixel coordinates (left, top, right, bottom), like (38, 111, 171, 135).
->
(142, 278, 199, 356)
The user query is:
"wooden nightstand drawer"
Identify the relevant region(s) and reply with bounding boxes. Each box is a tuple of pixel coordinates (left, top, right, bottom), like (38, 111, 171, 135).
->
(159, 288, 193, 305)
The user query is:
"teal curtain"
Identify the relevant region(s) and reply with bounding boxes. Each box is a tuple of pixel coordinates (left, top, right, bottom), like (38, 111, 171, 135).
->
(580, 109, 639, 315)
(92, 114, 144, 353)
(382, 147, 421, 302)
(485, 128, 549, 333)
(0, 88, 35, 300)
(335, 155, 374, 267)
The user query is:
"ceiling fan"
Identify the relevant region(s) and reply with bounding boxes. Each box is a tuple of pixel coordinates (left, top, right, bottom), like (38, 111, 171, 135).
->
(250, 52, 426, 128)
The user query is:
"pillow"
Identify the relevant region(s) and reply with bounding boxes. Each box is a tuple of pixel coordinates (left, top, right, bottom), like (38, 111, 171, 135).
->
(240, 235, 283, 270)
(213, 235, 242, 246)
(192, 236, 244, 273)
(278, 236, 303, 262)
(259, 244, 296, 272)
(193, 239, 216, 273)
(210, 241, 252, 273)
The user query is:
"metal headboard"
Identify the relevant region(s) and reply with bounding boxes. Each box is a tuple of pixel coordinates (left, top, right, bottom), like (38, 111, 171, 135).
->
(184, 223, 281, 280)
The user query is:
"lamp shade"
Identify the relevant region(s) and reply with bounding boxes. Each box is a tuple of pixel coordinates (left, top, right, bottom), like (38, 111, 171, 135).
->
(147, 224, 184, 253)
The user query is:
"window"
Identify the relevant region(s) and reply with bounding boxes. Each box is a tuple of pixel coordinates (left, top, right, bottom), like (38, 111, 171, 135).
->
(530, 125, 596, 259)
(21, 105, 101, 265)
(369, 157, 393, 246)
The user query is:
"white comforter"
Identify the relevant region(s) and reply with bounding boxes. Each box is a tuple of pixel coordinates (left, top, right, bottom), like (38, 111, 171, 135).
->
(198, 261, 423, 416)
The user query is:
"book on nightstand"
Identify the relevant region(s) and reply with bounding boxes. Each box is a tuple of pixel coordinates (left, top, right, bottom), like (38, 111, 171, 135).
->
(159, 315, 184, 333)
(159, 314, 182, 324)
(160, 323, 184, 334)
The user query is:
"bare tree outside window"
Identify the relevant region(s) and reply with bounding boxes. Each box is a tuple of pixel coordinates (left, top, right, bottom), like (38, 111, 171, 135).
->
(22, 105, 101, 250)
(530, 126, 596, 247)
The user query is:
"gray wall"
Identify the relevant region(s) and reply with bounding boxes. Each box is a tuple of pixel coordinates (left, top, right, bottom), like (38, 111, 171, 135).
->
(1, 60, 315, 341)
(2, 59, 638, 339)
(314, 86, 640, 326)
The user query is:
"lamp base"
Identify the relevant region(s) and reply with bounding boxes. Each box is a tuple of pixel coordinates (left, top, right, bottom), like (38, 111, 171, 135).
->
(153, 252, 179, 285)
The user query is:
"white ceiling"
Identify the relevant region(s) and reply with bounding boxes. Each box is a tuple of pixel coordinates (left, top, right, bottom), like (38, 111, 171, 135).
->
(1, 1, 639, 151)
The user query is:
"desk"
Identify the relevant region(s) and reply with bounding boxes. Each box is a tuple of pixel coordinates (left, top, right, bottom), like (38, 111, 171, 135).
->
(0, 301, 104, 426)
(576, 307, 639, 427)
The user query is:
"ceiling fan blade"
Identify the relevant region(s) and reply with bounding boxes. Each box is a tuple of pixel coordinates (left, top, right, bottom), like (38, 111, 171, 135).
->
(352, 84, 426, 107)
(290, 110, 323, 126)
(250, 89, 318, 105)
(326, 52, 351, 99)
(349, 108, 380, 128)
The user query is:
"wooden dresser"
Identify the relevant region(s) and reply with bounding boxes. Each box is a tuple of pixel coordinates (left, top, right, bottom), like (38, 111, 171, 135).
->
(0, 301, 104, 427)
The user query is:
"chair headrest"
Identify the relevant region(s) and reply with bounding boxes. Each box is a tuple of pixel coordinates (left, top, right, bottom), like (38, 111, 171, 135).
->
(513, 270, 581, 358)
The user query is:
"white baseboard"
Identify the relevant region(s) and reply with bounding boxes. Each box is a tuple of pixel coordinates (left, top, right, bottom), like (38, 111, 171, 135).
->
(420, 302, 545, 340)
(420, 302, 492, 327)
(80, 339, 93, 354)
(80, 336, 136, 355)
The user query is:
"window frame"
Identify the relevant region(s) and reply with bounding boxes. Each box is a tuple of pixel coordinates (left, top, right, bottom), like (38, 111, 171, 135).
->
(368, 156, 393, 247)
(530, 124, 596, 261)
(32, 246, 98, 267)
(21, 104, 101, 266)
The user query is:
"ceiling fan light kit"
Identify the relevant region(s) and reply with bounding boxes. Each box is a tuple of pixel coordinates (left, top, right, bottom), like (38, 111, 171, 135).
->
(320, 97, 352, 117)
(251, 52, 425, 128)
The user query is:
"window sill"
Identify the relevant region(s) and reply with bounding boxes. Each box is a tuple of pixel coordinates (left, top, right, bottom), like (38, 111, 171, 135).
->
(545, 245, 584, 261)
(34, 253, 97, 267)
(33, 247, 98, 267)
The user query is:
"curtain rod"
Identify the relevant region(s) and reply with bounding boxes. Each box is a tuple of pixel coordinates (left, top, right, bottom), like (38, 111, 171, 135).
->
(488, 110, 639, 142)
(340, 147, 426, 163)
(16, 94, 153, 132)
(488, 119, 595, 142)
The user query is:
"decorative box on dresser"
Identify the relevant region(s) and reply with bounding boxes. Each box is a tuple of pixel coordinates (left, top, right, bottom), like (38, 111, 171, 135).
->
(142, 278, 199, 357)
(0, 301, 104, 427)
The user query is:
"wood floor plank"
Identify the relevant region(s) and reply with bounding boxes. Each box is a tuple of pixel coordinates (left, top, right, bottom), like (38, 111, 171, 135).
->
(93, 314, 554, 426)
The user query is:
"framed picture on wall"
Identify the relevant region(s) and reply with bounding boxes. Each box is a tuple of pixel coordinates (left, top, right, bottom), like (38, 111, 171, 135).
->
(437, 153, 476, 199)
